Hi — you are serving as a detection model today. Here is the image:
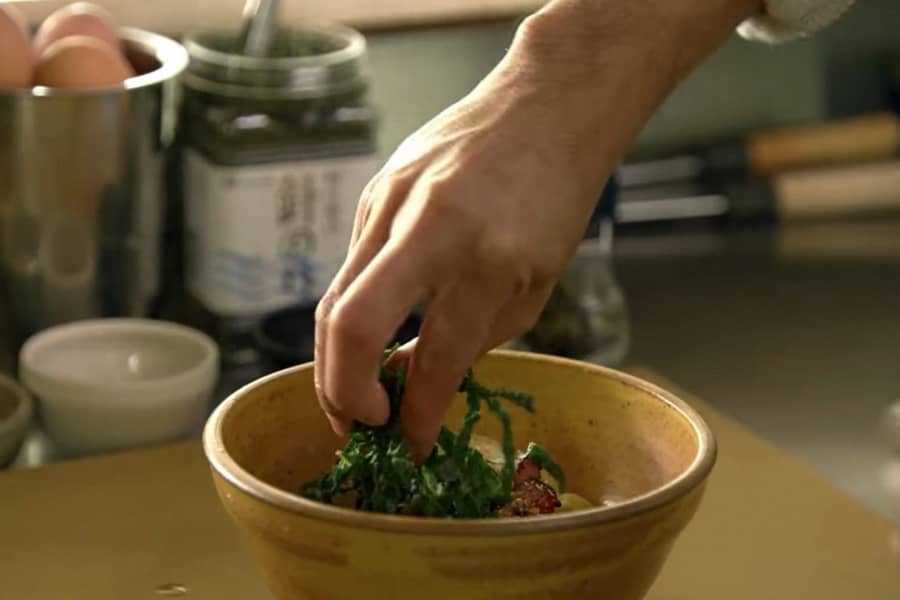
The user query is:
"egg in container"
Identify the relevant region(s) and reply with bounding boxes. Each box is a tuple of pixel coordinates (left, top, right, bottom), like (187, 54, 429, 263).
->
(32, 2, 122, 57)
(0, 4, 33, 87)
(0, 26, 188, 351)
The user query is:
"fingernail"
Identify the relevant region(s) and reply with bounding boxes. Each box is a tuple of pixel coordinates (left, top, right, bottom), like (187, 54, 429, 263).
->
(384, 345, 412, 370)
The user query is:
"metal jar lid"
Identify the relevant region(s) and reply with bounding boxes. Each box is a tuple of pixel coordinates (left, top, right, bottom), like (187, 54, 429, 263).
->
(181, 24, 368, 100)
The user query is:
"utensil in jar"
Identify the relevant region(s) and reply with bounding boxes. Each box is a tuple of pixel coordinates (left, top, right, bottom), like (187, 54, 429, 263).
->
(239, 0, 280, 56)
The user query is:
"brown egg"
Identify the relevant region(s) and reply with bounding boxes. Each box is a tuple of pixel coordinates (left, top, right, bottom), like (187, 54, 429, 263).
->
(34, 35, 134, 88)
(33, 2, 121, 57)
(0, 4, 33, 88)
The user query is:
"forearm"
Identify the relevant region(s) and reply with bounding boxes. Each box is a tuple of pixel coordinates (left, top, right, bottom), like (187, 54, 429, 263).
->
(478, 0, 764, 191)
(521, 0, 764, 77)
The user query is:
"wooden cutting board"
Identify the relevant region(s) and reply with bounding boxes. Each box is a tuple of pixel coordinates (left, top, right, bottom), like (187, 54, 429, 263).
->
(1, 370, 897, 599)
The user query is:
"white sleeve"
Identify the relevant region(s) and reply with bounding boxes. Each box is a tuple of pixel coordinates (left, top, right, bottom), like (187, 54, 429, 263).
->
(737, 0, 855, 43)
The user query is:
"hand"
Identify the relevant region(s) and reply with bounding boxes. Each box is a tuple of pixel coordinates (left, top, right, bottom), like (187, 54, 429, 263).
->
(317, 92, 603, 458)
(315, 0, 764, 459)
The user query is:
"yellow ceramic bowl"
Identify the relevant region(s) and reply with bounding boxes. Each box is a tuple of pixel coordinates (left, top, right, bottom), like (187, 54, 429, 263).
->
(204, 351, 715, 600)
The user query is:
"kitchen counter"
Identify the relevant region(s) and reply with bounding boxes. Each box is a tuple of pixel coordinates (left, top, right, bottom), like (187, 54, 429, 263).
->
(617, 218, 900, 515)
(4, 218, 900, 519)
(0, 370, 896, 599)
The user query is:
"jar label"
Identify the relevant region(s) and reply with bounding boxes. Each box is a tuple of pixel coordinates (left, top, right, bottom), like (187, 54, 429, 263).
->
(184, 150, 381, 317)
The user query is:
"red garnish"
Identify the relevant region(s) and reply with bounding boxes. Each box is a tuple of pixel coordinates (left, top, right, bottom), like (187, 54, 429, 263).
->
(498, 456, 561, 517)
(514, 456, 541, 485)
(497, 479, 561, 517)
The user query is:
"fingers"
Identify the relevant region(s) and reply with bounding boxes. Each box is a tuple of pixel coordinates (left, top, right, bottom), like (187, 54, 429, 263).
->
(350, 170, 415, 250)
(314, 176, 411, 434)
(318, 227, 552, 447)
(400, 282, 500, 461)
(315, 230, 386, 434)
(319, 242, 429, 432)
(393, 279, 552, 460)
(316, 163, 556, 448)
(348, 170, 386, 249)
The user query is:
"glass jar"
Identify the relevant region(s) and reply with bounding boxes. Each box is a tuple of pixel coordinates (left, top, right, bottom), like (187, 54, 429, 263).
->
(178, 25, 380, 365)
(522, 176, 630, 367)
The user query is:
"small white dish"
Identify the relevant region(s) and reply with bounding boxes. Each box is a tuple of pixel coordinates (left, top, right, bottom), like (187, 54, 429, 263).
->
(0, 374, 33, 467)
(19, 319, 219, 456)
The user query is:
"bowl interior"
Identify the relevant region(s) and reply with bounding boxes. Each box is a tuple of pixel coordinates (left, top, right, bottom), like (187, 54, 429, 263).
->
(217, 352, 704, 512)
(24, 322, 211, 386)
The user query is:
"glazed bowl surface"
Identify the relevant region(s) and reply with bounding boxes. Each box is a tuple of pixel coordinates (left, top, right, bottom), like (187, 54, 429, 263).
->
(204, 350, 715, 600)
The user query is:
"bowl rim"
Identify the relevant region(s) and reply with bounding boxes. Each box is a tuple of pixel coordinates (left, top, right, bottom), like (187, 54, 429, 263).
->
(204, 350, 716, 536)
(0, 373, 33, 437)
(19, 318, 219, 400)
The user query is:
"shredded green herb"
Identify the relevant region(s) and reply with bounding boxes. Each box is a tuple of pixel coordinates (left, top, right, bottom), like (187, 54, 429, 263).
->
(521, 442, 566, 492)
(301, 351, 563, 518)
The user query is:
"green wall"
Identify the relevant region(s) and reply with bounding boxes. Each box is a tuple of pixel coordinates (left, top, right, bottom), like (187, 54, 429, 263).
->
(367, 0, 897, 158)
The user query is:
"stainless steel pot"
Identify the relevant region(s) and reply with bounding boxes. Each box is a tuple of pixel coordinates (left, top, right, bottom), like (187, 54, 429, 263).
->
(0, 28, 188, 357)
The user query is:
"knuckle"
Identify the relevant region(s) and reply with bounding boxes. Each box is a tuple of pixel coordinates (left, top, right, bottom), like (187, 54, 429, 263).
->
(353, 199, 371, 234)
(315, 290, 338, 324)
(357, 169, 408, 219)
(329, 299, 378, 352)
(359, 172, 382, 204)
(354, 177, 382, 230)
(423, 175, 453, 200)
(474, 237, 535, 297)
(422, 184, 480, 234)
(358, 166, 399, 206)
(479, 236, 519, 266)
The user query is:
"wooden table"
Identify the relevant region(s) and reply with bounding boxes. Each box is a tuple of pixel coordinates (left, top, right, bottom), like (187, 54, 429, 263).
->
(1, 371, 897, 599)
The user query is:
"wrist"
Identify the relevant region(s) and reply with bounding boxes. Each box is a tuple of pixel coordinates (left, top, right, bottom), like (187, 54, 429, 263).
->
(488, 0, 763, 185)
(517, 0, 766, 96)
(521, 1, 765, 63)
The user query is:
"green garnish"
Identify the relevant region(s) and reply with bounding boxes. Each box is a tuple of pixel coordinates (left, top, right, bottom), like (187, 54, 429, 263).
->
(521, 442, 566, 493)
(300, 351, 559, 518)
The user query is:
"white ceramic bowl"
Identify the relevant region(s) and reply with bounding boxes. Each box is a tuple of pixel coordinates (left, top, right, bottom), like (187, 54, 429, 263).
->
(0, 374, 33, 467)
(19, 319, 219, 456)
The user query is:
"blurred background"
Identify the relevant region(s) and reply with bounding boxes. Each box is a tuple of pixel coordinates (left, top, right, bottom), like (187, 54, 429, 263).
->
(0, 0, 898, 525)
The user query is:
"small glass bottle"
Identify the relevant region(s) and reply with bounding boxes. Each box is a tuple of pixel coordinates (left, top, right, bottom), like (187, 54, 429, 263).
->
(522, 176, 630, 367)
(177, 25, 380, 365)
